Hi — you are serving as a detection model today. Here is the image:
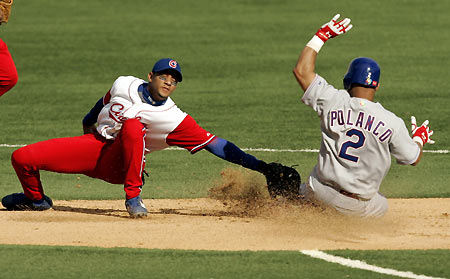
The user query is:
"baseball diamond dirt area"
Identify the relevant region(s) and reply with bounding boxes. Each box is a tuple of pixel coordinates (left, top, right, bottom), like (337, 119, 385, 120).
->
(1, 197, 449, 250)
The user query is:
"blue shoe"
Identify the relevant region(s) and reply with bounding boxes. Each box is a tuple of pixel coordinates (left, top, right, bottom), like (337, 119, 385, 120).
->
(2, 193, 53, 211)
(125, 196, 148, 218)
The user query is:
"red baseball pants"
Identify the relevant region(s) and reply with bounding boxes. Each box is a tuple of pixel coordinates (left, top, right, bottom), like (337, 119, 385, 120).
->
(0, 38, 18, 97)
(11, 119, 146, 200)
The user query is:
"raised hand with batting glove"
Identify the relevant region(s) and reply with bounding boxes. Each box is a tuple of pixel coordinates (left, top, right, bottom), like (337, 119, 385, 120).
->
(306, 14, 353, 53)
(295, 14, 353, 91)
(411, 116, 435, 147)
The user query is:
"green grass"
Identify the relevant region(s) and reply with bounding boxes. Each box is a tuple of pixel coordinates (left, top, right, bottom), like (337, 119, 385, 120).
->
(0, 245, 448, 279)
(1, 0, 449, 148)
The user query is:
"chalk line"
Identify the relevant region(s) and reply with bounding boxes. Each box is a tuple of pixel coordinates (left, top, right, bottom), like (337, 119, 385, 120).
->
(300, 250, 446, 279)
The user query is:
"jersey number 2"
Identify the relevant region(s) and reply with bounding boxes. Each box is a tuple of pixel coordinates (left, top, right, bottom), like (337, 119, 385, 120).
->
(338, 129, 365, 162)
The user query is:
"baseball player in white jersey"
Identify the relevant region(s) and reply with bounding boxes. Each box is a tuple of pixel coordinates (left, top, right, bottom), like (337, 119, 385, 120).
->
(290, 14, 435, 217)
(2, 58, 293, 218)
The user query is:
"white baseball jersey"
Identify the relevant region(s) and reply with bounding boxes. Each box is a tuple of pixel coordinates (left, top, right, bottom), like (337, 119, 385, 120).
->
(97, 76, 215, 153)
(302, 75, 421, 199)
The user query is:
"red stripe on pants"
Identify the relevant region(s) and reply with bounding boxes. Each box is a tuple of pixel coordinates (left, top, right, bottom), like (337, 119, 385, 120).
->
(0, 38, 18, 97)
(11, 119, 146, 200)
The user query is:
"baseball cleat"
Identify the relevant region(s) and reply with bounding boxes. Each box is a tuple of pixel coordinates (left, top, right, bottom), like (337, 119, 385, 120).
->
(125, 195, 148, 218)
(1, 193, 53, 211)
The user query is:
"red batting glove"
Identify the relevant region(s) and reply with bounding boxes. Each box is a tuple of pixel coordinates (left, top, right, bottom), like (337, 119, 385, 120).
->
(316, 14, 353, 43)
(411, 116, 435, 147)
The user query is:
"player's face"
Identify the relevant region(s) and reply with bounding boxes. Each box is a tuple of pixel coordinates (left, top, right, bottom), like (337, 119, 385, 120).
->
(147, 72, 178, 101)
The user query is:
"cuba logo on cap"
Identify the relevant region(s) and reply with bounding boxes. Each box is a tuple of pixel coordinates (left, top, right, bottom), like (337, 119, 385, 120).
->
(169, 60, 178, 69)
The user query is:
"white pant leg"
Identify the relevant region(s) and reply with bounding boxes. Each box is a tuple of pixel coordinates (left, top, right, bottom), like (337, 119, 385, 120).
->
(300, 176, 388, 218)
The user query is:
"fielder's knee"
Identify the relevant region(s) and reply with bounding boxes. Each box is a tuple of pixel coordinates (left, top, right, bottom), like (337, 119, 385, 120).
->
(11, 147, 32, 170)
(121, 119, 146, 140)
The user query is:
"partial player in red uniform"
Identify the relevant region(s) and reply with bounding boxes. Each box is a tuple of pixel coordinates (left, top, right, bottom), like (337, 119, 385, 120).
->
(0, 0, 18, 97)
(2, 58, 280, 217)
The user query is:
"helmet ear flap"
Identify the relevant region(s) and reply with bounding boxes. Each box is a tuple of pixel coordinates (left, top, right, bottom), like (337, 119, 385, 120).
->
(343, 74, 352, 90)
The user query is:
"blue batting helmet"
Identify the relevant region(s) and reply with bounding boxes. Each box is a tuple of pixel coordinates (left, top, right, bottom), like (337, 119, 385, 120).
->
(343, 57, 380, 90)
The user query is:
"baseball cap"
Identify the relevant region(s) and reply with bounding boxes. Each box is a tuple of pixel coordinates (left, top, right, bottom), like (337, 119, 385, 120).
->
(152, 58, 182, 82)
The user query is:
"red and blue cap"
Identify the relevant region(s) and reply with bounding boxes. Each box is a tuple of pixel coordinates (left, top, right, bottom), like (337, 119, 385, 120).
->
(152, 58, 182, 82)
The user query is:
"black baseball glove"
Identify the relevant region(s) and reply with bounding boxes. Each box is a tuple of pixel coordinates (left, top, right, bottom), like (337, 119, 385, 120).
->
(262, 162, 301, 200)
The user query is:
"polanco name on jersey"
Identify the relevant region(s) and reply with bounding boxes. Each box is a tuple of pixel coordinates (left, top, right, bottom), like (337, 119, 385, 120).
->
(329, 109, 393, 143)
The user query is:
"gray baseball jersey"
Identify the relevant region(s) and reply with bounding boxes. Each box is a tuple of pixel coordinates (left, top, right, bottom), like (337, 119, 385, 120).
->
(302, 75, 420, 199)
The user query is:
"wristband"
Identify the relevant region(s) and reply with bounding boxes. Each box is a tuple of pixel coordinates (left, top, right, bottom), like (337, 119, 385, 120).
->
(306, 35, 325, 53)
(413, 136, 424, 147)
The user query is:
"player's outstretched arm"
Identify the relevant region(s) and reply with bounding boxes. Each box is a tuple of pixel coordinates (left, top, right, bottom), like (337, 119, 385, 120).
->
(205, 137, 268, 173)
(293, 14, 353, 92)
(410, 116, 435, 166)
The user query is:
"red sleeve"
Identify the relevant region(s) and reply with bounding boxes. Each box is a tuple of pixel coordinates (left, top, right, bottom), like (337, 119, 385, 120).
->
(0, 39, 18, 97)
(103, 90, 111, 105)
(166, 115, 216, 154)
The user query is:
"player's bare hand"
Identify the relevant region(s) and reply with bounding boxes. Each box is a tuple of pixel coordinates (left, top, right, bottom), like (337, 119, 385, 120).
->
(83, 124, 97, 135)
(411, 116, 435, 146)
(316, 14, 353, 43)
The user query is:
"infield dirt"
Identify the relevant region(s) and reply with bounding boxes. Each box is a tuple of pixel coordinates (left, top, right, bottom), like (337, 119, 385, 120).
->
(1, 169, 449, 250)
